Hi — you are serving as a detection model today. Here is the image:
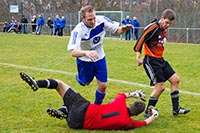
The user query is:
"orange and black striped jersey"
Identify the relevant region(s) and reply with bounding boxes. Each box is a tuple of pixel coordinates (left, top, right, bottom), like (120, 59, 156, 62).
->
(134, 22, 167, 58)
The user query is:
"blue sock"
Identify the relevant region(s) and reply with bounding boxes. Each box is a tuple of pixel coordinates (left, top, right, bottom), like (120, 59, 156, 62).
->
(94, 89, 105, 105)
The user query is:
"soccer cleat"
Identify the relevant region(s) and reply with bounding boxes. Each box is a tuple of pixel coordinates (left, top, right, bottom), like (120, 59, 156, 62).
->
(20, 72, 38, 91)
(173, 107, 190, 116)
(47, 108, 67, 120)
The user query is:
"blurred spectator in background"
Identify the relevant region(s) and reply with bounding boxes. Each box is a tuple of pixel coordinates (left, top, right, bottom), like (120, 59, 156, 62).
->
(21, 15, 28, 34)
(54, 14, 61, 36)
(7, 16, 21, 33)
(3, 21, 8, 32)
(122, 16, 132, 40)
(59, 16, 66, 36)
(31, 15, 37, 34)
(31, 15, 37, 33)
(132, 16, 140, 40)
(46, 17, 54, 35)
(36, 14, 45, 35)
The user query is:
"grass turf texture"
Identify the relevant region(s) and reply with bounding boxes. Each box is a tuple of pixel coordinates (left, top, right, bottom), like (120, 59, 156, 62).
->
(0, 33, 200, 132)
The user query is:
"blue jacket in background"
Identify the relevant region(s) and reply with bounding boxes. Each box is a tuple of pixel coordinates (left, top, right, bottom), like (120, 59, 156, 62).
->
(132, 20, 140, 32)
(122, 19, 132, 25)
(37, 17, 45, 25)
(54, 18, 61, 29)
(60, 18, 66, 29)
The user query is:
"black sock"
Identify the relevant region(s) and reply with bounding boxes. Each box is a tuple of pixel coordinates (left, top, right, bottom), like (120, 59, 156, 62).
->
(145, 97, 158, 113)
(36, 79, 58, 89)
(171, 91, 179, 111)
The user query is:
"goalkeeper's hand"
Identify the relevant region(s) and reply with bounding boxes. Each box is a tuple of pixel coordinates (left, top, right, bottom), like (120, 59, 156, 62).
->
(148, 106, 159, 118)
(130, 90, 146, 101)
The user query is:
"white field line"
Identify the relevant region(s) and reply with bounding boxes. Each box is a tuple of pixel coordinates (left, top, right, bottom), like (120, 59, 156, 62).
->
(1, 62, 200, 96)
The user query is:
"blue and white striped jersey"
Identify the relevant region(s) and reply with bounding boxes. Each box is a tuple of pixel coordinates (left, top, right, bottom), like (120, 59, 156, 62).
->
(68, 15, 119, 62)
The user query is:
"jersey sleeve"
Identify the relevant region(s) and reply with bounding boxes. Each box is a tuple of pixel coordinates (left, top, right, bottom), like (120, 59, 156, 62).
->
(102, 16, 119, 33)
(133, 22, 158, 53)
(124, 119, 147, 129)
(113, 93, 126, 102)
(67, 26, 82, 51)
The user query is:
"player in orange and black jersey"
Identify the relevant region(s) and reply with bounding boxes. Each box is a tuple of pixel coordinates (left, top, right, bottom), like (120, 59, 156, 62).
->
(133, 9, 190, 117)
(134, 21, 167, 58)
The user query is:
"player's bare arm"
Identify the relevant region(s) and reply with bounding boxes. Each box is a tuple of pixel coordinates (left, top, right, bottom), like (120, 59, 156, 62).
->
(71, 49, 99, 61)
(144, 114, 157, 125)
(144, 106, 159, 125)
(115, 24, 133, 34)
(136, 52, 143, 66)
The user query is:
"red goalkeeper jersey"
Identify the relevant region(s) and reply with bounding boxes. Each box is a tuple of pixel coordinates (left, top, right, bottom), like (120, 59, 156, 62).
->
(134, 21, 167, 58)
(83, 93, 147, 130)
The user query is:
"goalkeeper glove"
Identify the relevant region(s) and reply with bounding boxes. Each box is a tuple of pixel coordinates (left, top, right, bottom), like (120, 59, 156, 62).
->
(148, 105, 159, 118)
(130, 90, 146, 101)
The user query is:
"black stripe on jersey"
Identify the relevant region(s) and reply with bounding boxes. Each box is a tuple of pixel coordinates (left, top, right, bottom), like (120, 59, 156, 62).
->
(102, 111, 120, 118)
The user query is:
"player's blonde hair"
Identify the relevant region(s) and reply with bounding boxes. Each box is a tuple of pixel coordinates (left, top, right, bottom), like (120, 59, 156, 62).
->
(80, 5, 95, 18)
(162, 9, 176, 21)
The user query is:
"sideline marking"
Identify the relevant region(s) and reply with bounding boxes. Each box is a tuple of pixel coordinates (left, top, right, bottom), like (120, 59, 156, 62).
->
(1, 62, 200, 96)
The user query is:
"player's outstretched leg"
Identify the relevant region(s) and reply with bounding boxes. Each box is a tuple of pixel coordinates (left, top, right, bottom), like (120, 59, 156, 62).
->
(173, 107, 190, 116)
(20, 72, 38, 91)
(47, 108, 68, 120)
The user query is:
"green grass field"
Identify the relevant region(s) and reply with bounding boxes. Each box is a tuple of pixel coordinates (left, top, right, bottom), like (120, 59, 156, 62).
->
(0, 33, 200, 133)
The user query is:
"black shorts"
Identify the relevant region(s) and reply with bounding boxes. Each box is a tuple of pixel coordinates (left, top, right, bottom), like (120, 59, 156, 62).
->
(63, 88, 90, 129)
(143, 56, 175, 86)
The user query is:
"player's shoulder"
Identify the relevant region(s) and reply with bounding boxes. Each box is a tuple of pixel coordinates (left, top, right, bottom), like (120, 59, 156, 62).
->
(96, 15, 104, 19)
(144, 21, 158, 31)
(96, 15, 115, 24)
(70, 23, 86, 36)
(96, 15, 111, 21)
(96, 15, 105, 22)
(73, 22, 87, 31)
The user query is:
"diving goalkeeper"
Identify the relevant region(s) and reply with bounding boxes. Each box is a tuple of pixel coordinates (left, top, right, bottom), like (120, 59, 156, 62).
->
(20, 72, 158, 130)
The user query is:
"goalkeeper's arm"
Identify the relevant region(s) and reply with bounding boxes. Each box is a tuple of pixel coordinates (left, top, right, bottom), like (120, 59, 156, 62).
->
(124, 90, 146, 101)
(124, 92, 134, 98)
(144, 115, 156, 125)
(144, 107, 159, 125)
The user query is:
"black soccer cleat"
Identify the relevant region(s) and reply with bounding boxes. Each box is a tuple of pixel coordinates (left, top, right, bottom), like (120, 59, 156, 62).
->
(173, 107, 190, 116)
(20, 72, 38, 91)
(47, 108, 67, 120)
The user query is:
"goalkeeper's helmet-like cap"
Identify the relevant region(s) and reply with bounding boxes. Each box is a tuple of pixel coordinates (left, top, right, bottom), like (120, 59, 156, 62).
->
(128, 101, 145, 116)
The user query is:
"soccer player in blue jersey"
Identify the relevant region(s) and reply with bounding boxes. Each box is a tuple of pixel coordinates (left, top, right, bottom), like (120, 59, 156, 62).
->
(67, 5, 132, 105)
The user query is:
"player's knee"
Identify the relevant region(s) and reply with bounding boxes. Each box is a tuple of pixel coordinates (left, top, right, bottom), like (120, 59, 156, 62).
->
(98, 85, 107, 93)
(159, 86, 165, 93)
(56, 80, 64, 86)
(175, 76, 180, 84)
(85, 82, 90, 86)
(155, 83, 165, 92)
(171, 76, 180, 85)
(169, 74, 180, 85)
(161, 87, 165, 93)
